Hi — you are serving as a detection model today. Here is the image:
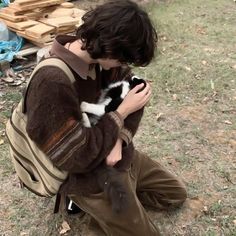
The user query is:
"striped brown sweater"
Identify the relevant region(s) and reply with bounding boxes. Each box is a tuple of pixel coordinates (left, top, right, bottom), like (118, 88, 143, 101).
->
(25, 35, 143, 195)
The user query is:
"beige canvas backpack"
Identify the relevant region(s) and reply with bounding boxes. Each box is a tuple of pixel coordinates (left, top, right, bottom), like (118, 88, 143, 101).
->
(5, 58, 76, 198)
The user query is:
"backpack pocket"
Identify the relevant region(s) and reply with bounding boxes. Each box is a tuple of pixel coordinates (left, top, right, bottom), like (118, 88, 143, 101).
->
(5, 101, 68, 197)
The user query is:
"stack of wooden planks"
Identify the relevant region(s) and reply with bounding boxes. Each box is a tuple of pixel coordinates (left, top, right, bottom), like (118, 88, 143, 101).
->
(0, 0, 85, 47)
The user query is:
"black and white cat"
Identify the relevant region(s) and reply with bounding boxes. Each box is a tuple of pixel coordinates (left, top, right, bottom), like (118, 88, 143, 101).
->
(80, 75, 146, 127)
(67, 76, 146, 214)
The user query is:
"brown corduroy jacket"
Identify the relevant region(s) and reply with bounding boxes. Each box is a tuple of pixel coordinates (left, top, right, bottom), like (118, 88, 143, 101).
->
(25, 35, 144, 195)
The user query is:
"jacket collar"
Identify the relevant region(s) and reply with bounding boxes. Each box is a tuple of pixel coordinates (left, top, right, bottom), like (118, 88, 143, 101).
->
(50, 35, 96, 80)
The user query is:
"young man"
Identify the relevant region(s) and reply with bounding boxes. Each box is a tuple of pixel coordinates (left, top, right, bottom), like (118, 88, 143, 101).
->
(25, 0, 187, 235)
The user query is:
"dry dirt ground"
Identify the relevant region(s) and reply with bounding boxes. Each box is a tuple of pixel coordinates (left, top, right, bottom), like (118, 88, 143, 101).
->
(0, 0, 235, 235)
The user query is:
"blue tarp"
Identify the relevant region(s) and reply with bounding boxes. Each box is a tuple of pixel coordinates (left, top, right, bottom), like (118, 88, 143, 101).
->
(0, 23, 24, 62)
(0, 0, 10, 8)
(1, 0, 10, 6)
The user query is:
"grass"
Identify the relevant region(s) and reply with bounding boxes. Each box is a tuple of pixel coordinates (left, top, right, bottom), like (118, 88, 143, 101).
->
(0, 0, 236, 235)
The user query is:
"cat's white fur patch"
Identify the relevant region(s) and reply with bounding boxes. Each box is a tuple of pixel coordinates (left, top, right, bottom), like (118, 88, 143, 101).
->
(82, 112, 91, 127)
(80, 76, 142, 127)
(120, 82, 130, 99)
(103, 81, 130, 99)
(81, 101, 106, 116)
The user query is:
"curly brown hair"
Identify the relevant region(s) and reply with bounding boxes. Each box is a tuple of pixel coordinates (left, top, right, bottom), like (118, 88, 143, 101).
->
(76, 0, 158, 67)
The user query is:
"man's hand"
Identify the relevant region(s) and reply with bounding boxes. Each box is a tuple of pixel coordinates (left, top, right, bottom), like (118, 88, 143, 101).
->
(106, 138, 122, 166)
(116, 82, 151, 119)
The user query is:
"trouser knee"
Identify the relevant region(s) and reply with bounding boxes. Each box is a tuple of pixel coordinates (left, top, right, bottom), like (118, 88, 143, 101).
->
(171, 181, 187, 207)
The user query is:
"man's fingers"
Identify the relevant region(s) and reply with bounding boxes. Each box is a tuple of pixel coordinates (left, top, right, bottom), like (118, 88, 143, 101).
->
(135, 84, 150, 102)
(138, 82, 150, 96)
(141, 88, 152, 106)
(130, 83, 145, 93)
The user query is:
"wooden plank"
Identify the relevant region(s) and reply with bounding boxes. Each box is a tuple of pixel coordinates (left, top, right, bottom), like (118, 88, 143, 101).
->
(28, 39, 53, 48)
(17, 30, 54, 43)
(14, 0, 41, 5)
(73, 8, 86, 17)
(60, 2, 74, 8)
(14, 0, 56, 6)
(9, 0, 64, 11)
(0, 7, 29, 16)
(23, 12, 42, 20)
(6, 26, 18, 34)
(48, 8, 74, 18)
(1, 19, 38, 31)
(56, 29, 75, 35)
(56, 25, 76, 31)
(1, 6, 55, 16)
(40, 16, 78, 27)
(0, 11, 27, 22)
(25, 23, 55, 38)
(56, 26, 76, 34)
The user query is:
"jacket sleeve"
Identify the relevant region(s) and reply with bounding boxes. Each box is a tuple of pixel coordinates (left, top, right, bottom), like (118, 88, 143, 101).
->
(120, 108, 144, 146)
(101, 66, 144, 146)
(26, 66, 123, 173)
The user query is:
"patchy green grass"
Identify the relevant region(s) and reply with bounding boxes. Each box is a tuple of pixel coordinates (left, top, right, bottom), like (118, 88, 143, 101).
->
(135, 0, 236, 235)
(0, 0, 235, 235)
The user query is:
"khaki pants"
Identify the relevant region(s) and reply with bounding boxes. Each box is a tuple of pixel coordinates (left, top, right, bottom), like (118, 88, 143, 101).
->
(70, 150, 187, 236)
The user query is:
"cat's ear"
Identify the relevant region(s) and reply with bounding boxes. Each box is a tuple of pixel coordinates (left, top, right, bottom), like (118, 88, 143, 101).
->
(131, 75, 141, 82)
(130, 75, 145, 86)
(130, 75, 146, 92)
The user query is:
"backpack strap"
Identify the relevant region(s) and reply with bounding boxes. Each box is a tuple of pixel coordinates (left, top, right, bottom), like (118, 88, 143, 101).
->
(54, 192, 61, 214)
(22, 57, 76, 113)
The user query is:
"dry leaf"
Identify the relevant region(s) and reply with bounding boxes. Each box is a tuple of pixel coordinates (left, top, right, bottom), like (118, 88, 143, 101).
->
(5, 68, 16, 78)
(20, 232, 29, 236)
(204, 47, 214, 52)
(210, 79, 215, 90)
(173, 94, 178, 100)
(224, 120, 232, 125)
(60, 221, 71, 235)
(0, 139, 4, 145)
(156, 113, 163, 121)
(196, 25, 206, 35)
(9, 81, 24, 86)
(229, 139, 236, 148)
(185, 66, 191, 71)
(1, 77, 14, 83)
(203, 206, 208, 213)
(202, 60, 207, 65)
(202, 97, 209, 102)
(184, 197, 205, 218)
(233, 219, 236, 225)
(212, 91, 217, 97)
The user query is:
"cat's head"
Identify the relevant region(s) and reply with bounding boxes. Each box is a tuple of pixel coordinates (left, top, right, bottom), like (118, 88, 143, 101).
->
(129, 76, 146, 92)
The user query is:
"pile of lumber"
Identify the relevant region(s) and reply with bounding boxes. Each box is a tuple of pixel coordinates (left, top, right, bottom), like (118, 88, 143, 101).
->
(0, 0, 85, 47)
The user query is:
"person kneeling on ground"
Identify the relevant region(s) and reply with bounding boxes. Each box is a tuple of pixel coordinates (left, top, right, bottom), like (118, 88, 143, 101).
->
(25, 0, 187, 235)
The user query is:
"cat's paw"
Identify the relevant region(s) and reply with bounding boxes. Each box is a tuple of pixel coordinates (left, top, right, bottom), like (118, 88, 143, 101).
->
(80, 101, 89, 112)
(82, 112, 91, 128)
